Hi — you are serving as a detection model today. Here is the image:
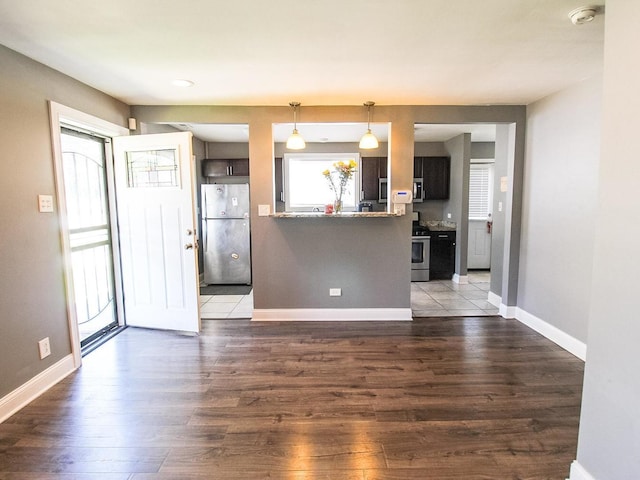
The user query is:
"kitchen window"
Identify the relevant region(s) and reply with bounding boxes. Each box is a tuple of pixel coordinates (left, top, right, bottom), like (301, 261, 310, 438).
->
(283, 153, 361, 212)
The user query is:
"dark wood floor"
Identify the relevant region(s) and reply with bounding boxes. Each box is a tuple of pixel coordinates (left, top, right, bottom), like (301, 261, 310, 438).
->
(0, 316, 584, 479)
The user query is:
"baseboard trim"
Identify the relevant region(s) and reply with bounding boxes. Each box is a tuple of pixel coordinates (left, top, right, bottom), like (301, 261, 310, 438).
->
(0, 354, 76, 423)
(487, 291, 501, 308)
(452, 274, 468, 284)
(567, 460, 596, 480)
(500, 303, 517, 319)
(486, 292, 517, 318)
(516, 308, 587, 361)
(252, 308, 413, 322)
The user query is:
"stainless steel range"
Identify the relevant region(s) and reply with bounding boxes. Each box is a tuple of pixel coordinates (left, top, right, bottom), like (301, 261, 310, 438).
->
(411, 212, 430, 281)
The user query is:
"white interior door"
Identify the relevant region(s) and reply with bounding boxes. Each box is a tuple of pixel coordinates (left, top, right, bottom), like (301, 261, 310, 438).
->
(468, 163, 493, 270)
(468, 219, 492, 269)
(113, 132, 200, 333)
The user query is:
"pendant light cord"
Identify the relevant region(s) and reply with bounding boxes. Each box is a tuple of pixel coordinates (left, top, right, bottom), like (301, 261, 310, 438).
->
(290, 101, 300, 131)
(364, 101, 375, 132)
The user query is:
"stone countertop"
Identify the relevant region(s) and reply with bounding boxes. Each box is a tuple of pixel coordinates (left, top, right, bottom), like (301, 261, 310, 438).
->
(271, 211, 400, 218)
(420, 220, 457, 231)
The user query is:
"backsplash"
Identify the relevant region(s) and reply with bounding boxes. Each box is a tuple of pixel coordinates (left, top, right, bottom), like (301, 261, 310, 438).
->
(421, 220, 457, 231)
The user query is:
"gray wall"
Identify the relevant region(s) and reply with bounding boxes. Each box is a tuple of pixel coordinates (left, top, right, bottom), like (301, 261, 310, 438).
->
(574, 1, 640, 477)
(251, 109, 411, 310)
(0, 45, 129, 398)
(470, 142, 495, 159)
(501, 122, 524, 307)
(518, 76, 602, 342)
(490, 126, 511, 296)
(205, 141, 249, 158)
(414, 142, 448, 157)
(444, 134, 471, 276)
(132, 105, 525, 312)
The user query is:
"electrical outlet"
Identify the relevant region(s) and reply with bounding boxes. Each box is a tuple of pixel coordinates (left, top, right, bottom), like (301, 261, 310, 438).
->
(393, 204, 406, 215)
(329, 288, 342, 297)
(38, 337, 51, 359)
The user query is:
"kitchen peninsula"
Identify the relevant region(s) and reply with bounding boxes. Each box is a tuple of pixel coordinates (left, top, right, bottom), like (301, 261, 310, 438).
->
(271, 211, 399, 218)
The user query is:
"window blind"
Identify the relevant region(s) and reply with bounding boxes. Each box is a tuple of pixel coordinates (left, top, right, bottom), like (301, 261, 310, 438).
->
(469, 164, 493, 219)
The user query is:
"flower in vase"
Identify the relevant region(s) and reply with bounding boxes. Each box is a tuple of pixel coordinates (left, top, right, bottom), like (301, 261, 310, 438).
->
(322, 160, 357, 212)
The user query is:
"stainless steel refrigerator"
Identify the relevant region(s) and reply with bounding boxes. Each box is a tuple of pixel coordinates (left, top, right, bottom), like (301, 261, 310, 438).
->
(201, 184, 251, 284)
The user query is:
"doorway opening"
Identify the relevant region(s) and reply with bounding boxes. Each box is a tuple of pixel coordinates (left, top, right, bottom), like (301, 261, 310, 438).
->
(468, 161, 494, 271)
(411, 123, 502, 317)
(59, 127, 123, 352)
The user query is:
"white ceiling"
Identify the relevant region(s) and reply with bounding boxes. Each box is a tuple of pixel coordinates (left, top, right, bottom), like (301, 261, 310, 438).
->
(0, 0, 604, 108)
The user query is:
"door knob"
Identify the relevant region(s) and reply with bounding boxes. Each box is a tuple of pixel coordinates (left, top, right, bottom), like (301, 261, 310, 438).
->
(186, 229, 193, 236)
(184, 243, 194, 250)
(231, 253, 239, 259)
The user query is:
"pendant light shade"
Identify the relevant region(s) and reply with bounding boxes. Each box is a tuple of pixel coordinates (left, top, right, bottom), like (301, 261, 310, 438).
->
(286, 102, 306, 149)
(359, 131, 379, 149)
(359, 101, 379, 149)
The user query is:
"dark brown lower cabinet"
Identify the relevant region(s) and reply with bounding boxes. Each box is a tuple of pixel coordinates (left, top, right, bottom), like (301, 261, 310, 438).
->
(430, 231, 456, 280)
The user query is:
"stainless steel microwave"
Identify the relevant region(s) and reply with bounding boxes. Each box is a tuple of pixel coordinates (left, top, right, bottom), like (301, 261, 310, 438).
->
(379, 178, 423, 203)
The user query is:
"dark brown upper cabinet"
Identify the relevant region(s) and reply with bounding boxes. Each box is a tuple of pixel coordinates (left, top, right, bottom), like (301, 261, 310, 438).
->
(361, 157, 387, 201)
(416, 156, 450, 200)
(202, 158, 249, 177)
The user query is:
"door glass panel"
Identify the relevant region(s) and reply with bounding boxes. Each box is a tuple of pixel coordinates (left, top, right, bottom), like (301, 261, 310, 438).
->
(61, 128, 118, 346)
(126, 149, 179, 188)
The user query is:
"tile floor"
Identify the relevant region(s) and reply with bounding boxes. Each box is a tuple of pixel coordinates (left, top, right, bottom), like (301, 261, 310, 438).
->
(200, 291, 254, 319)
(412, 271, 499, 317)
(200, 272, 497, 319)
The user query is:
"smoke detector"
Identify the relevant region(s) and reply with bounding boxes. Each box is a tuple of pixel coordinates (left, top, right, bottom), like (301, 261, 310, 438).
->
(568, 6, 599, 25)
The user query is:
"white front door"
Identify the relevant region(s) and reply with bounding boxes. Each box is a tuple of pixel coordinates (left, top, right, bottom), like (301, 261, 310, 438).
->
(113, 132, 200, 333)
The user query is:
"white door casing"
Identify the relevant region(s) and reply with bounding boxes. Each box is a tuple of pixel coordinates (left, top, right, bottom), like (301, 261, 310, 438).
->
(113, 132, 200, 333)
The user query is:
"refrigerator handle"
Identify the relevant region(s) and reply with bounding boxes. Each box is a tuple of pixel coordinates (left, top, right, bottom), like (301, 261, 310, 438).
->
(201, 187, 207, 219)
(202, 220, 207, 251)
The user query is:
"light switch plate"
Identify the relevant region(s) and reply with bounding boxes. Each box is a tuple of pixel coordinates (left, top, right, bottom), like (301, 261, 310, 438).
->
(38, 337, 51, 359)
(38, 195, 54, 213)
(258, 204, 271, 217)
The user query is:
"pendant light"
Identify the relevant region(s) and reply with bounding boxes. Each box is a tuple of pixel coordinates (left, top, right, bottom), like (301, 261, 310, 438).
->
(359, 101, 379, 149)
(286, 101, 306, 150)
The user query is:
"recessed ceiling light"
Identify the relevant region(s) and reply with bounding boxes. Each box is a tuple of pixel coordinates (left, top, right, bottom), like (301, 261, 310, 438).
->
(172, 79, 194, 87)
